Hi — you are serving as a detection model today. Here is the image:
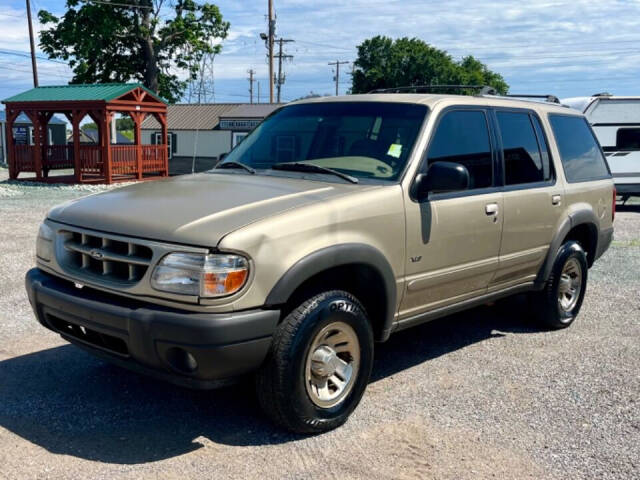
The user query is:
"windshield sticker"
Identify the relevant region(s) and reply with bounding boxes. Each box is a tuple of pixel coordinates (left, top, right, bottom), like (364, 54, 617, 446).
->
(387, 143, 403, 158)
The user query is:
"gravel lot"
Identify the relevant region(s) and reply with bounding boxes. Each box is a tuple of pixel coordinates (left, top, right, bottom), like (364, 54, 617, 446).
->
(0, 167, 638, 479)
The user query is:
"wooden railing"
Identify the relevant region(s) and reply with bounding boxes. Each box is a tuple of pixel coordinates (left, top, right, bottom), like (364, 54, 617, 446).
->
(10, 143, 167, 181)
(44, 145, 74, 170)
(111, 145, 138, 176)
(13, 145, 34, 172)
(79, 145, 102, 175)
(142, 145, 167, 173)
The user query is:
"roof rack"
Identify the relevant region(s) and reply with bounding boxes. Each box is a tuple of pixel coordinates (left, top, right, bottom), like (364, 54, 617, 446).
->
(368, 84, 497, 95)
(593, 92, 612, 97)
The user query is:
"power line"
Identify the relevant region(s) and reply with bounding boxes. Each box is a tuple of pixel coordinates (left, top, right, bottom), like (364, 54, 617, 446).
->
(478, 49, 640, 61)
(0, 49, 68, 65)
(445, 37, 640, 53)
(0, 63, 69, 78)
(295, 39, 352, 52)
(85, 0, 153, 9)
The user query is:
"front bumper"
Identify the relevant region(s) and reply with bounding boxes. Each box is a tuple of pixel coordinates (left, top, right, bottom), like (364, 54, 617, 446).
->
(26, 268, 279, 389)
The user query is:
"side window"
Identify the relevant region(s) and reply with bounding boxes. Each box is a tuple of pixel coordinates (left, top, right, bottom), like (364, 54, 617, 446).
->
(616, 128, 640, 150)
(548, 115, 610, 183)
(427, 110, 493, 189)
(497, 111, 549, 185)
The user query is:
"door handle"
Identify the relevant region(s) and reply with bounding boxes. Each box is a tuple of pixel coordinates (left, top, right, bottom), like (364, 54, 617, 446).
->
(552, 195, 562, 206)
(485, 203, 499, 215)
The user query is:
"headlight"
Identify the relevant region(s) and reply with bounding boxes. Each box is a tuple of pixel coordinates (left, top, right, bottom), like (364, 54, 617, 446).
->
(151, 253, 249, 298)
(36, 223, 54, 262)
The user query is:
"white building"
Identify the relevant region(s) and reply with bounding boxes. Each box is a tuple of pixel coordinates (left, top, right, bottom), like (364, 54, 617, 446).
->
(141, 103, 281, 175)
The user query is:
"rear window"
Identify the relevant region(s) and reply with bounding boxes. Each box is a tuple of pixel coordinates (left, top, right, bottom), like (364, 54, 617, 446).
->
(548, 115, 610, 182)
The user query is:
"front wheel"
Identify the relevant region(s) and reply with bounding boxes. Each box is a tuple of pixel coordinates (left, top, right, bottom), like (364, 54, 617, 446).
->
(532, 241, 588, 329)
(256, 290, 374, 434)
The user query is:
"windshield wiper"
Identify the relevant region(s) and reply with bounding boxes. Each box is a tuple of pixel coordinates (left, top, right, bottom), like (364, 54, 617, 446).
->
(216, 160, 255, 174)
(271, 162, 359, 184)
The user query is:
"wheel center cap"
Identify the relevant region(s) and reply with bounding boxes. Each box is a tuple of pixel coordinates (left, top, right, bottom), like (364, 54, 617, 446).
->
(310, 345, 338, 377)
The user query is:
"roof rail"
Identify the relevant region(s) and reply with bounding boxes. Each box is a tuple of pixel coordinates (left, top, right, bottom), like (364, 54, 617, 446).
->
(501, 94, 561, 104)
(368, 84, 494, 94)
(593, 92, 612, 97)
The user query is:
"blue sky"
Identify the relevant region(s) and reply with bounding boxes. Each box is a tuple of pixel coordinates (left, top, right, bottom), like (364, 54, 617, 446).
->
(2, 0, 640, 103)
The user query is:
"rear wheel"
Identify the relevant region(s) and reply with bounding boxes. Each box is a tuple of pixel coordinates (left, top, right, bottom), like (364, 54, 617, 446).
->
(256, 290, 374, 434)
(532, 241, 588, 329)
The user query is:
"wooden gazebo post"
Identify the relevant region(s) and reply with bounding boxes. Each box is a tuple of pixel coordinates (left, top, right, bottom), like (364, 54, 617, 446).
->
(133, 112, 143, 180)
(28, 110, 43, 180)
(4, 109, 17, 179)
(103, 110, 113, 184)
(40, 112, 52, 177)
(161, 113, 169, 176)
(66, 110, 82, 183)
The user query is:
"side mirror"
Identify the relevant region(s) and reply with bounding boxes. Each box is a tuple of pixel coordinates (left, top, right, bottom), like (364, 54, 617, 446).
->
(415, 161, 470, 200)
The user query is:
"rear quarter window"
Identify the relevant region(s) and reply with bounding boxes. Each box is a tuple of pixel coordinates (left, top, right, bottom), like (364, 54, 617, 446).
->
(548, 114, 611, 182)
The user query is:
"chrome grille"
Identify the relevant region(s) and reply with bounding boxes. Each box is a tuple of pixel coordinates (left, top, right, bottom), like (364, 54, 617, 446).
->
(60, 230, 153, 284)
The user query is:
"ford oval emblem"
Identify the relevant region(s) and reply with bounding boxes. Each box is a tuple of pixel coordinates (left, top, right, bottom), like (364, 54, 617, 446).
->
(89, 249, 104, 260)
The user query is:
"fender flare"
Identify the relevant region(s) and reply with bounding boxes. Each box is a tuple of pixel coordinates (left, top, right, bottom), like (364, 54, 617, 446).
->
(265, 243, 397, 341)
(536, 209, 599, 286)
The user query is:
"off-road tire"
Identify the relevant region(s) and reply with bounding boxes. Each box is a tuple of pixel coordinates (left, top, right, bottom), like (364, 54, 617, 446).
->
(256, 290, 374, 434)
(533, 241, 588, 329)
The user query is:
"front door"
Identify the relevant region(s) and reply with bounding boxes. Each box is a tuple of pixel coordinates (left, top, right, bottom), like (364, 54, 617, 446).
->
(400, 108, 503, 320)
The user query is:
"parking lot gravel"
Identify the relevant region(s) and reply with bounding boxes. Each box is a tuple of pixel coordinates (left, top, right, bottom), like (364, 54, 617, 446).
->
(0, 167, 638, 479)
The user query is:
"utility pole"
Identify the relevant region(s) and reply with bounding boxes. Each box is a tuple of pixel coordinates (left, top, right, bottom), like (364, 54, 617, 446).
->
(248, 69, 256, 104)
(26, 0, 38, 87)
(275, 38, 294, 103)
(257, 81, 261, 104)
(268, 0, 275, 104)
(328, 60, 349, 96)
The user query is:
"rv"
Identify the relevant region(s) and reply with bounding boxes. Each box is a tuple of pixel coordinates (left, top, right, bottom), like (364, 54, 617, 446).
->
(563, 93, 640, 202)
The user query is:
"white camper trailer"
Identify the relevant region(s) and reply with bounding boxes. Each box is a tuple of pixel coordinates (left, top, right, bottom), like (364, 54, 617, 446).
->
(563, 93, 640, 201)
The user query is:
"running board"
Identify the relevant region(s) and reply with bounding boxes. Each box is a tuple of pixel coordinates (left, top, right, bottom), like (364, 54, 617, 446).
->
(393, 283, 535, 332)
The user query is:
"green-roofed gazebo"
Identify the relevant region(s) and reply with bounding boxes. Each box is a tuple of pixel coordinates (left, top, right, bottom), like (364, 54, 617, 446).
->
(2, 83, 168, 183)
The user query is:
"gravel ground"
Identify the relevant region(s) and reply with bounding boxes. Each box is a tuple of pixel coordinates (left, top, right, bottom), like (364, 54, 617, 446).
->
(0, 167, 638, 479)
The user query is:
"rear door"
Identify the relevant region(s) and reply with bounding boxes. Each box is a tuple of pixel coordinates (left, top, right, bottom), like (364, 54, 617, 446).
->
(490, 109, 564, 290)
(400, 108, 503, 319)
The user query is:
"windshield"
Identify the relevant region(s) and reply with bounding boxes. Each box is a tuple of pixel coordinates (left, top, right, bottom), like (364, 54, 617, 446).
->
(221, 102, 428, 182)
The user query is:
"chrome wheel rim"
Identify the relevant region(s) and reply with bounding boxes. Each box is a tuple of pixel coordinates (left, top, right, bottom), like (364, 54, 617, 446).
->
(558, 257, 582, 313)
(304, 321, 360, 409)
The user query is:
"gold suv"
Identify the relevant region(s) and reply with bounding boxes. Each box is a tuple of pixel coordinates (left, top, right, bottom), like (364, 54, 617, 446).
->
(27, 90, 615, 433)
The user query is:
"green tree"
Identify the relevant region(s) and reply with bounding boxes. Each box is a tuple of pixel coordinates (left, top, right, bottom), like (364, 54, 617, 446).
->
(80, 117, 133, 131)
(38, 0, 229, 103)
(351, 36, 508, 95)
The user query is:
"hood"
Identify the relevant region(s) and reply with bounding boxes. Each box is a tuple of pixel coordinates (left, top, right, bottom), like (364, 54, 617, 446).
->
(48, 172, 362, 247)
